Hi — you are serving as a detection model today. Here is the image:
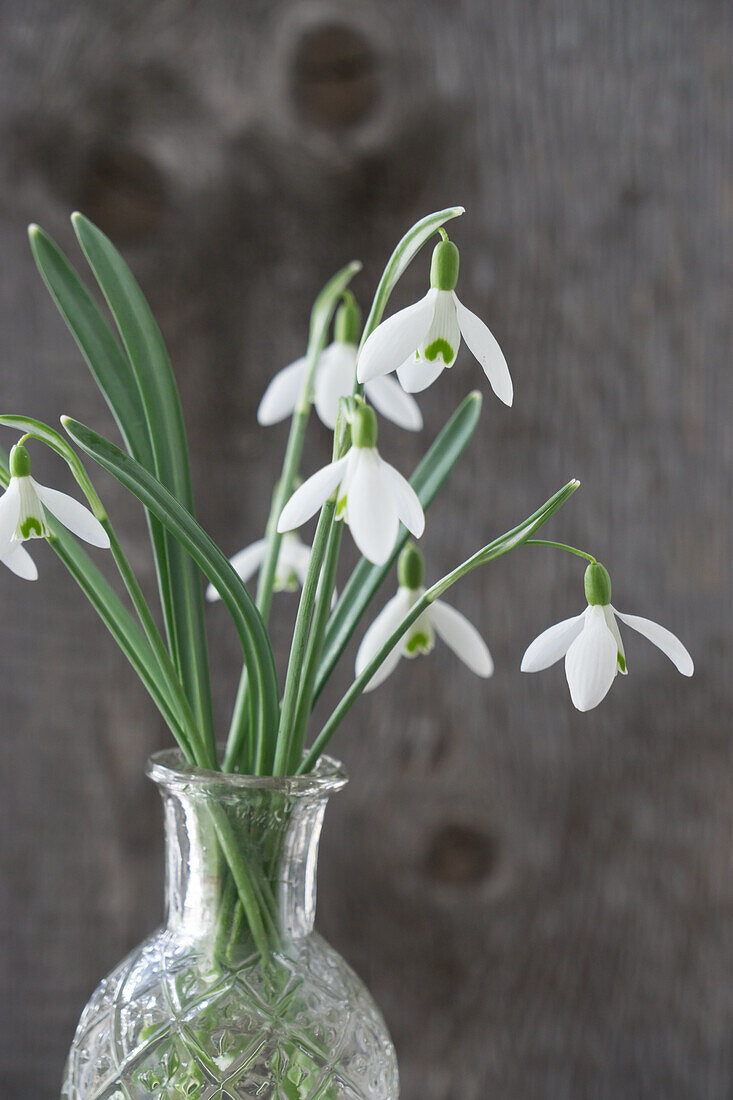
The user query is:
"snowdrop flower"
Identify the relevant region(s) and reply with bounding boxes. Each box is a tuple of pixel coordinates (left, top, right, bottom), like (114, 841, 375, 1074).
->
(0, 444, 109, 572)
(277, 405, 424, 566)
(258, 297, 423, 432)
(355, 542, 493, 691)
(206, 530, 335, 604)
(521, 562, 694, 711)
(357, 236, 513, 404)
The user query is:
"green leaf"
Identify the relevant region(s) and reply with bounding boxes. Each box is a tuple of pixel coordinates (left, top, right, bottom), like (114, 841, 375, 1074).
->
(28, 225, 153, 465)
(313, 390, 483, 701)
(0, 449, 196, 757)
(62, 416, 280, 752)
(28, 223, 175, 644)
(70, 212, 215, 754)
(360, 206, 464, 350)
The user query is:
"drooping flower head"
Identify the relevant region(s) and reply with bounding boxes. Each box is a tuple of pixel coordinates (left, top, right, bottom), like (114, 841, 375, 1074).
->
(521, 561, 693, 711)
(0, 444, 109, 579)
(206, 530, 335, 604)
(355, 542, 494, 690)
(258, 296, 423, 432)
(277, 405, 424, 566)
(357, 235, 513, 404)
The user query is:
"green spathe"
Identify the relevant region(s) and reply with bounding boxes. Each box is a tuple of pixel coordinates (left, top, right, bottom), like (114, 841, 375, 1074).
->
(9, 443, 32, 478)
(430, 239, 460, 291)
(398, 542, 425, 590)
(351, 405, 378, 449)
(584, 562, 612, 606)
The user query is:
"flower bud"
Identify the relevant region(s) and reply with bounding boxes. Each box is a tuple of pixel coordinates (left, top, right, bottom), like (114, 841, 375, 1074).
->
(398, 541, 425, 590)
(430, 239, 460, 291)
(584, 562, 612, 606)
(351, 404, 378, 449)
(334, 295, 362, 345)
(9, 443, 32, 478)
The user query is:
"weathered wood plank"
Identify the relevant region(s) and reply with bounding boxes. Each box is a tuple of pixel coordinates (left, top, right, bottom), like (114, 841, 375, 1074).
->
(0, 1, 731, 1096)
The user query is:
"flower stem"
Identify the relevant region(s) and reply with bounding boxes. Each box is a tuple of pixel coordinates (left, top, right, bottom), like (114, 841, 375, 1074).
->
(288, 519, 343, 772)
(273, 500, 336, 775)
(225, 264, 359, 773)
(523, 539, 596, 563)
(298, 479, 580, 773)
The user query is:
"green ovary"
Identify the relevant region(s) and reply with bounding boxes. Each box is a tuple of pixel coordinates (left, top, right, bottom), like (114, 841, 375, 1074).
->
(423, 338, 454, 364)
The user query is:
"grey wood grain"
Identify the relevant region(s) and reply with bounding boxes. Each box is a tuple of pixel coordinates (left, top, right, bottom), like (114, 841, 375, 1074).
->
(0, 1, 731, 1096)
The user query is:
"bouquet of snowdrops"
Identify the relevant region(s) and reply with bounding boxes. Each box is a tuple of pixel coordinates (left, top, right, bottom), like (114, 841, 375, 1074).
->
(0, 206, 692, 788)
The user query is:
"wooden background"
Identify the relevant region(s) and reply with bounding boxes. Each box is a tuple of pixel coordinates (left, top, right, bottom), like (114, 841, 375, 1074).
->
(1, 1, 731, 1096)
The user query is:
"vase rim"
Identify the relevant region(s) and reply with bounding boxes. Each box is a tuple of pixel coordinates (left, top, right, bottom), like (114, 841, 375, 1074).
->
(146, 748, 348, 795)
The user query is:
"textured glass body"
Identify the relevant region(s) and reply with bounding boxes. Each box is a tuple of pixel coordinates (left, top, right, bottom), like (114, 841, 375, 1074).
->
(62, 752, 399, 1099)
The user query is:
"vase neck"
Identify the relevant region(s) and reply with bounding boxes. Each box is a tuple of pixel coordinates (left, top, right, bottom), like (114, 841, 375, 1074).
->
(148, 754, 346, 951)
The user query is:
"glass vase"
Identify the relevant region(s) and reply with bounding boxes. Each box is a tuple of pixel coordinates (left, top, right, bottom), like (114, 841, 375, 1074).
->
(61, 750, 399, 1099)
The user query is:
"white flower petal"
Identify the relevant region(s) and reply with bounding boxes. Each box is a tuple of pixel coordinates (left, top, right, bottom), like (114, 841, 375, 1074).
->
(430, 599, 493, 677)
(422, 289, 461, 367)
(356, 588, 414, 691)
(365, 375, 423, 430)
(208, 539, 267, 601)
(314, 344, 357, 429)
(0, 481, 20, 553)
(564, 605, 619, 711)
(257, 357, 308, 426)
(277, 456, 349, 532)
(613, 608, 694, 677)
(1, 542, 37, 581)
(396, 351, 446, 394)
(379, 459, 425, 538)
(34, 481, 110, 548)
(346, 449, 399, 565)
(454, 294, 513, 406)
(603, 605, 627, 674)
(357, 289, 437, 384)
(281, 534, 312, 586)
(520, 612, 586, 672)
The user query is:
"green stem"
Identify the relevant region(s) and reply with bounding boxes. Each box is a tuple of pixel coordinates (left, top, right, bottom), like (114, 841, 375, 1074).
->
(289, 520, 343, 772)
(273, 500, 336, 776)
(299, 479, 580, 774)
(225, 263, 360, 771)
(208, 805, 273, 958)
(524, 539, 596, 563)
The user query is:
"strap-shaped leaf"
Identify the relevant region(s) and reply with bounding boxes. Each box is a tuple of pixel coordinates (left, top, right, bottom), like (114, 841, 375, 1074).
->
(0, 450, 195, 758)
(70, 212, 214, 751)
(62, 416, 280, 749)
(359, 206, 465, 350)
(313, 390, 483, 701)
(28, 223, 175, 643)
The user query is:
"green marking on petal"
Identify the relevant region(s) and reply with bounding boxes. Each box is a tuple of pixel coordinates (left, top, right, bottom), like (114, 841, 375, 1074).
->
(336, 494, 348, 517)
(424, 338, 454, 364)
(617, 652, 626, 673)
(274, 569, 300, 593)
(405, 631, 431, 655)
(19, 515, 44, 539)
